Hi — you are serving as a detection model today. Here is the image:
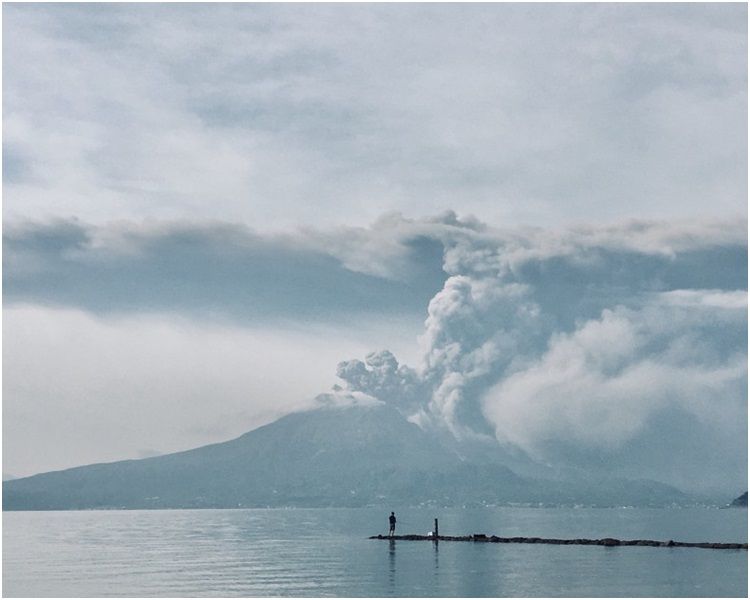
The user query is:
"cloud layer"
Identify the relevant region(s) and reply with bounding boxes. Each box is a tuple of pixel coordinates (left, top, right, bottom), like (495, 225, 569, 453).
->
(3, 3, 747, 228)
(3, 217, 447, 325)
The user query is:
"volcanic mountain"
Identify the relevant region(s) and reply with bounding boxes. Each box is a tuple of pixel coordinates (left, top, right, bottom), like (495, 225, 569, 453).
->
(3, 403, 689, 510)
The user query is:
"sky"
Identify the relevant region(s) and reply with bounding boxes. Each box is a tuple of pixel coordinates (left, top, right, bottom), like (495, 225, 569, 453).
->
(2, 3, 747, 493)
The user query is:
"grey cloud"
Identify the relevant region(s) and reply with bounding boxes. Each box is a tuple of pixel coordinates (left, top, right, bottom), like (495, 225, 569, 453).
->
(330, 215, 747, 492)
(483, 298, 746, 449)
(8, 214, 743, 330)
(481, 298, 747, 492)
(335, 350, 425, 414)
(3, 218, 447, 325)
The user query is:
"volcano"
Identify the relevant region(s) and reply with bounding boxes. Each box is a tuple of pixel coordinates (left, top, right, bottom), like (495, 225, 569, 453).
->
(3, 403, 689, 510)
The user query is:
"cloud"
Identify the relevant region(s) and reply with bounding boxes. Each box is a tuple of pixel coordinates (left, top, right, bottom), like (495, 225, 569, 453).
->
(331, 215, 747, 491)
(3, 2, 746, 494)
(335, 350, 425, 414)
(3, 3, 747, 228)
(478, 295, 747, 493)
(6, 213, 743, 324)
(3, 217, 447, 325)
(482, 298, 746, 452)
(314, 390, 383, 410)
(4, 213, 747, 490)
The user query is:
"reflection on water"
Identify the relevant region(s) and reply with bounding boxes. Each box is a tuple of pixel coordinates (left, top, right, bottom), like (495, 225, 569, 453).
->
(433, 538, 439, 589)
(388, 539, 396, 594)
(3, 507, 747, 597)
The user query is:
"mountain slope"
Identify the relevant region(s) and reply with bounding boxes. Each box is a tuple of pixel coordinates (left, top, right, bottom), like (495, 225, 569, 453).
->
(4, 404, 457, 509)
(3, 404, 689, 510)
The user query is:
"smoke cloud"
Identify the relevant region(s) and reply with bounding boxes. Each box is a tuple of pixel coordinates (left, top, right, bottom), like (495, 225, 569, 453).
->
(332, 215, 747, 490)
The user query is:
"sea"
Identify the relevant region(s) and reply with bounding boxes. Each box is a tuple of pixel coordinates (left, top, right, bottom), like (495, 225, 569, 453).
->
(2, 506, 747, 597)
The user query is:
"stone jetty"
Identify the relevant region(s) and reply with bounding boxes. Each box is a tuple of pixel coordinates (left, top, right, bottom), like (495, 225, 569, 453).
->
(370, 534, 747, 550)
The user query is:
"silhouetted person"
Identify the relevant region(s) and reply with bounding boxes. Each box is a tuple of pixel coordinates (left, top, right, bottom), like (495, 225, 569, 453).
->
(389, 512, 397, 537)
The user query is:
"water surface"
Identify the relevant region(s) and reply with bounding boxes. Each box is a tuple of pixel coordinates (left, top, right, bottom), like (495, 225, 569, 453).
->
(3, 507, 747, 597)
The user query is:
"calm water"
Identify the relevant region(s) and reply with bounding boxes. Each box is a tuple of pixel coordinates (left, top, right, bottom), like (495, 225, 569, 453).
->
(3, 507, 747, 597)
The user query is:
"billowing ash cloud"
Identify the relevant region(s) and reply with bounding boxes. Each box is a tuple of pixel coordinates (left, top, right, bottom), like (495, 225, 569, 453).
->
(332, 215, 747, 490)
(335, 351, 425, 414)
(483, 295, 746, 454)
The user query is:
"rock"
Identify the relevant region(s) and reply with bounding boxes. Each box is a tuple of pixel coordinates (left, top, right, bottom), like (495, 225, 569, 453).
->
(372, 534, 746, 550)
(600, 538, 620, 546)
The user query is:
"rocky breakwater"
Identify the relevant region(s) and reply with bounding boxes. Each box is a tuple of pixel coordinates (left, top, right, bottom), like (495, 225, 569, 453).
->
(371, 534, 748, 550)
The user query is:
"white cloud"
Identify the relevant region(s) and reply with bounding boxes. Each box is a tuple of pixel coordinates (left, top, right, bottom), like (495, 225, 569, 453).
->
(481, 300, 747, 455)
(660, 289, 748, 310)
(3, 3, 747, 228)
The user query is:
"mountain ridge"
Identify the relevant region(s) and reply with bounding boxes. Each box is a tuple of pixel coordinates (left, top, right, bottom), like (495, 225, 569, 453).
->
(4, 403, 692, 510)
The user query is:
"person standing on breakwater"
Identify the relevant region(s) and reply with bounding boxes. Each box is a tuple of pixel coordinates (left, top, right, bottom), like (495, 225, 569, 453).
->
(388, 512, 397, 537)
